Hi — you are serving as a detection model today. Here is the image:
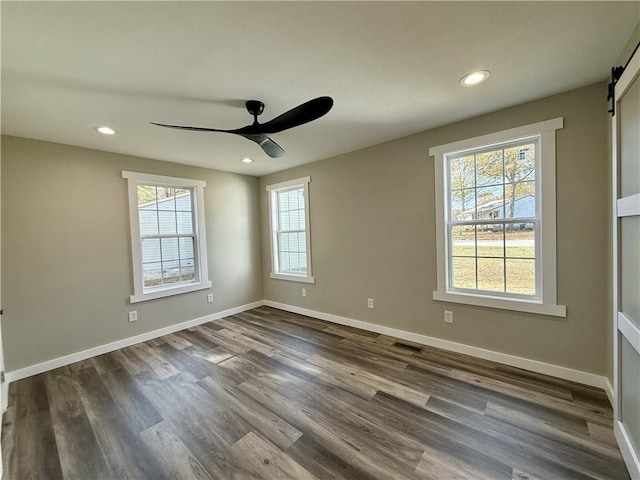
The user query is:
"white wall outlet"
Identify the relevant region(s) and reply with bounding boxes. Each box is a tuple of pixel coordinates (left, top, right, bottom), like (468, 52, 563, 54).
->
(301, 288, 307, 297)
(444, 310, 454, 324)
(207, 294, 214, 303)
(128, 311, 138, 323)
(367, 298, 374, 309)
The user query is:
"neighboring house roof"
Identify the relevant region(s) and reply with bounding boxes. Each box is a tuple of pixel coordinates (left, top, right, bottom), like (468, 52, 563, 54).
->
(139, 192, 191, 210)
(477, 194, 534, 212)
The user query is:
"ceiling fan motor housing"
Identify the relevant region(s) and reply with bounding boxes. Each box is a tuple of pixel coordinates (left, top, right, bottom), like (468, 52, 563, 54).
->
(245, 100, 265, 118)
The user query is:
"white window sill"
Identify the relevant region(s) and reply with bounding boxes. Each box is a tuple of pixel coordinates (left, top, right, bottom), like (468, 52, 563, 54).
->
(433, 290, 566, 317)
(130, 281, 212, 304)
(270, 272, 316, 284)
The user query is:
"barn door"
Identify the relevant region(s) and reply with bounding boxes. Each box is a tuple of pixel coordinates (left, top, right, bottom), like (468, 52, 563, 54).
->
(612, 44, 640, 479)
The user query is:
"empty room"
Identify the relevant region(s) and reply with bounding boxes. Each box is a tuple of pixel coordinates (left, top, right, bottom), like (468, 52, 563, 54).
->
(1, 1, 639, 479)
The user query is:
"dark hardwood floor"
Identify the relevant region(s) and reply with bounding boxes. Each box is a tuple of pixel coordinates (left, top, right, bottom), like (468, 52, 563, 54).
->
(1, 306, 630, 479)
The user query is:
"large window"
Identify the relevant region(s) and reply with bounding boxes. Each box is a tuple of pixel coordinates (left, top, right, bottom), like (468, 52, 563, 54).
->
(123, 171, 211, 303)
(430, 118, 565, 316)
(267, 177, 314, 283)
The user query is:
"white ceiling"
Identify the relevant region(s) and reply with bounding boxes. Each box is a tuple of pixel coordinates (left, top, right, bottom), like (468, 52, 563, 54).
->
(2, 2, 638, 176)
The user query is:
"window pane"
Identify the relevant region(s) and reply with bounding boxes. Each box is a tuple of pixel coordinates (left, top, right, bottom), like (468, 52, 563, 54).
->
(505, 259, 536, 294)
(162, 260, 181, 284)
(452, 257, 476, 289)
(288, 209, 300, 231)
(476, 185, 504, 220)
(278, 230, 308, 274)
(505, 143, 536, 183)
(279, 210, 290, 231)
(138, 210, 159, 236)
(143, 262, 162, 288)
(141, 238, 161, 264)
(138, 185, 157, 208)
(451, 226, 475, 257)
(180, 258, 194, 268)
(176, 211, 193, 234)
(156, 187, 176, 210)
(180, 265, 195, 282)
(449, 155, 475, 191)
(476, 149, 503, 187)
(289, 190, 300, 211)
(279, 232, 289, 251)
(505, 224, 535, 258)
(298, 253, 307, 273)
(477, 229, 504, 258)
(504, 182, 535, 218)
(451, 188, 476, 220)
(279, 250, 290, 272)
(161, 237, 179, 261)
(179, 237, 194, 260)
(175, 190, 192, 211)
(477, 258, 504, 292)
(159, 211, 177, 235)
(277, 191, 289, 213)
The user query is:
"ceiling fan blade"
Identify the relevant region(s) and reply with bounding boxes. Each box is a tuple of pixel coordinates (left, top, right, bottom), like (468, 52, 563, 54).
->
(240, 133, 285, 158)
(243, 96, 333, 135)
(150, 121, 232, 133)
(152, 121, 285, 157)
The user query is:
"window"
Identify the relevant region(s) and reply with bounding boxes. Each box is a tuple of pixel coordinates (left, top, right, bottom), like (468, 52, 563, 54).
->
(267, 177, 314, 283)
(430, 118, 565, 316)
(122, 171, 211, 303)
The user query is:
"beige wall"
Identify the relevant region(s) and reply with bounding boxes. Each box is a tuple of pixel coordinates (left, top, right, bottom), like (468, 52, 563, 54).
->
(1, 136, 262, 371)
(617, 22, 639, 67)
(259, 82, 611, 376)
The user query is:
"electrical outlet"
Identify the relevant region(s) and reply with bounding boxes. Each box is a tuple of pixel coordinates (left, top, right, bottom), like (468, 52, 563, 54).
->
(367, 298, 374, 309)
(444, 310, 453, 324)
(207, 294, 214, 303)
(128, 311, 138, 323)
(301, 288, 307, 297)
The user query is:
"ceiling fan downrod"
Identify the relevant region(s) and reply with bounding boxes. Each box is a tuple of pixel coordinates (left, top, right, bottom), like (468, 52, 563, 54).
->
(245, 100, 264, 125)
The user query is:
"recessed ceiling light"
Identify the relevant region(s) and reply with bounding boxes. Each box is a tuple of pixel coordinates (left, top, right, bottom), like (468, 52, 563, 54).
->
(460, 70, 490, 86)
(95, 126, 116, 135)
(241, 157, 254, 164)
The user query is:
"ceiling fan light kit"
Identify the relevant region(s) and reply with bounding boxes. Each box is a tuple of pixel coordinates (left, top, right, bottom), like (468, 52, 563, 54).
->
(151, 96, 334, 158)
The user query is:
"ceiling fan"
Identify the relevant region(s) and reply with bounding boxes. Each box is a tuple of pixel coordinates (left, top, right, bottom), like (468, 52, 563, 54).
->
(151, 96, 333, 158)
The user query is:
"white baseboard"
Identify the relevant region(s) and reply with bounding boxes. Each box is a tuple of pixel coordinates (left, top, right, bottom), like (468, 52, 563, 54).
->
(263, 301, 611, 394)
(603, 377, 615, 407)
(5, 301, 264, 383)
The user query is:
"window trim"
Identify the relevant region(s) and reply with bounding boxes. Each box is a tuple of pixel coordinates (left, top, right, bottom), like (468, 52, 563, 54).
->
(266, 176, 315, 284)
(122, 171, 211, 303)
(430, 118, 566, 317)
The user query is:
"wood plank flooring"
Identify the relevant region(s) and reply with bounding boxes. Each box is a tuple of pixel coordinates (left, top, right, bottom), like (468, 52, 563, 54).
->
(1, 306, 630, 479)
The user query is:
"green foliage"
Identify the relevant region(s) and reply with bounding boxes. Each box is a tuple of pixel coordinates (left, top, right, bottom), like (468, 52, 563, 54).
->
(136, 185, 189, 206)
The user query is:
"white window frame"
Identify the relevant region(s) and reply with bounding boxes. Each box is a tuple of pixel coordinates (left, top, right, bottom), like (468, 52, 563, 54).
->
(430, 118, 566, 317)
(123, 171, 211, 303)
(266, 176, 315, 284)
